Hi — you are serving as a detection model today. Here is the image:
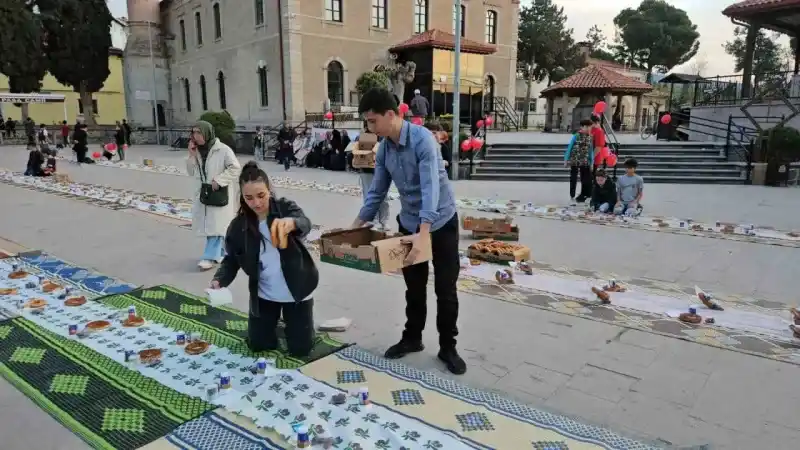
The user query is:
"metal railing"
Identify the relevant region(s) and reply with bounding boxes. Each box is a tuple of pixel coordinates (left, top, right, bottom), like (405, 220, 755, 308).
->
(484, 96, 520, 131)
(692, 71, 800, 106)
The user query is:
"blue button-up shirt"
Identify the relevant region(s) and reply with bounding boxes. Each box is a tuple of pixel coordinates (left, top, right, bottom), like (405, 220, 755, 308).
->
(358, 121, 456, 232)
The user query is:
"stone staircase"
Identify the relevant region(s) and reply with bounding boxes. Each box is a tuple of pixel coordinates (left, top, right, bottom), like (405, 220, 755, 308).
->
(472, 143, 746, 184)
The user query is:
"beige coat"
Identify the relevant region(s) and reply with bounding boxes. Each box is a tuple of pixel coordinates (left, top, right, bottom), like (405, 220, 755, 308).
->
(186, 139, 242, 237)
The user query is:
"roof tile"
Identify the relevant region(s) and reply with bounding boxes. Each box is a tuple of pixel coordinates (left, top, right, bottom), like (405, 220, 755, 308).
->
(390, 29, 496, 55)
(540, 64, 653, 96)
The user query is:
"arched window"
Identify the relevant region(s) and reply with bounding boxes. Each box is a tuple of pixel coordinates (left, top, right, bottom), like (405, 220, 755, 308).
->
(258, 67, 268, 107)
(413, 0, 428, 34)
(485, 10, 497, 44)
(327, 60, 344, 105)
(254, 0, 264, 26)
(199, 75, 208, 111)
(217, 71, 227, 110)
(179, 19, 186, 51)
(212, 3, 222, 40)
(194, 11, 203, 46)
(453, 4, 465, 37)
(183, 78, 191, 112)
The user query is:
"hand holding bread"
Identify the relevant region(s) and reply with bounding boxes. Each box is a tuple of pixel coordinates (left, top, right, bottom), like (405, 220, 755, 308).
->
(270, 218, 295, 249)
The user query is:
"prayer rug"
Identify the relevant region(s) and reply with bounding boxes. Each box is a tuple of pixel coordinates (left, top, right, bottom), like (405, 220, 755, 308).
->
(0, 318, 215, 450)
(96, 285, 349, 369)
(16, 250, 140, 296)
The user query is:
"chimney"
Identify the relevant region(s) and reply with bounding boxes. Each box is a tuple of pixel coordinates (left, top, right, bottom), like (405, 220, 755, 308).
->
(576, 41, 592, 63)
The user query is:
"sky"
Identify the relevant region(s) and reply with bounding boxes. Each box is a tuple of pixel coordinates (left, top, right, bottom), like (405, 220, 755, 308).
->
(108, 0, 790, 77)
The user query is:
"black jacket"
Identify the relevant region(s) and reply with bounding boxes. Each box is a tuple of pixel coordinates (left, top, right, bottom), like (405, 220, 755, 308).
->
(591, 179, 616, 207)
(212, 197, 318, 317)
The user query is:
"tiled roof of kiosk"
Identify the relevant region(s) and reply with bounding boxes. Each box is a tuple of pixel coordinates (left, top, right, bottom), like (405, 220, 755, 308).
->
(723, 0, 800, 15)
(540, 64, 653, 96)
(390, 29, 496, 55)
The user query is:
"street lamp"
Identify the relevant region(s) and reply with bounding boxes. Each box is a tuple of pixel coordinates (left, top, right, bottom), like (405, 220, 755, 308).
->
(451, 0, 462, 180)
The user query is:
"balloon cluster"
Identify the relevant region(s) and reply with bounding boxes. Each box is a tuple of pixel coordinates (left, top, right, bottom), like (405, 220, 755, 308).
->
(460, 137, 484, 152)
(476, 116, 494, 128)
(593, 101, 606, 116)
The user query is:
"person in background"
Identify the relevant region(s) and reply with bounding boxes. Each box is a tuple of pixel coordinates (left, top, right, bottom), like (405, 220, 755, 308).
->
(25, 146, 45, 176)
(60, 121, 70, 148)
(253, 125, 265, 161)
(615, 158, 644, 216)
(353, 88, 465, 375)
(591, 114, 607, 175)
(24, 117, 36, 149)
(563, 119, 594, 206)
(424, 122, 452, 180)
(210, 161, 318, 356)
(356, 122, 390, 230)
(277, 121, 296, 171)
(590, 168, 616, 213)
(186, 120, 243, 270)
(37, 123, 51, 154)
(122, 119, 132, 146)
(72, 123, 89, 163)
(410, 89, 430, 119)
(114, 121, 126, 161)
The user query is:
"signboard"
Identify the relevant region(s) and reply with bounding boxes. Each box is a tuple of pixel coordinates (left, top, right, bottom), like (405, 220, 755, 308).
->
(0, 96, 47, 104)
(135, 90, 151, 101)
(0, 93, 66, 103)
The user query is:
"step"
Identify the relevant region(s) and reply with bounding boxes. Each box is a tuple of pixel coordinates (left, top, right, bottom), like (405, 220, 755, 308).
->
(489, 142, 726, 150)
(475, 166, 742, 176)
(483, 155, 727, 163)
(487, 148, 724, 157)
(469, 173, 745, 184)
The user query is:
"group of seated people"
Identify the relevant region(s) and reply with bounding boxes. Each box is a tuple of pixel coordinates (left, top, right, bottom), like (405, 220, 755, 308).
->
(589, 158, 644, 216)
(25, 147, 57, 177)
(304, 129, 351, 171)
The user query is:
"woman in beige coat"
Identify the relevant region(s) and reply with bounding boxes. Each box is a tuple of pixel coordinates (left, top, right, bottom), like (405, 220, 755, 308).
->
(186, 121, 242, 270)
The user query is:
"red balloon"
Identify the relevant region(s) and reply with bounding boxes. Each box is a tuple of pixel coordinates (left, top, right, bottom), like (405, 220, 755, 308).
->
(484, 116, 494, 126)
(594, 146, 610, 166)
(105, 143, 116, 151)
(660, 113, 672, 125)
(324, 111, 333, 120)
(398, 103, 409, 115)
(470, 138, 484, 150)
(92, 151, 101, 159)
(460, 139, 472, 152)
(476, 119, 485, 128)
(593, 101, 607, 114)
(411, 117, 423, 125)
(605, 153, 618, 167)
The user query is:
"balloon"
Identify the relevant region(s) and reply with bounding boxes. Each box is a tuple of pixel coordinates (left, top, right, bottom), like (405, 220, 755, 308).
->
(460, 139, 472, 152)
(105, 143, 116, 151)
(476, 119, 484, 128)
(323, 111, 333, 120)
(660, 113, 672, 125)
(470, 138, 484, 150)
(594, 146, 610, 166)
(92, 151, 101, 159)
(411, 117, 423, 125)
(593, 101, 607, 114)
(399, 103, 409, 115)
(123, 144, 128, 150)
(605, 153, 618, 167)
(484, 116, 494, 126)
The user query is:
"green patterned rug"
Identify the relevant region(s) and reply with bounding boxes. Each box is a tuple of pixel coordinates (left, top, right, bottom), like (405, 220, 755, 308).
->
(97, 285, 349, 369)
(0, 318, 214, 450)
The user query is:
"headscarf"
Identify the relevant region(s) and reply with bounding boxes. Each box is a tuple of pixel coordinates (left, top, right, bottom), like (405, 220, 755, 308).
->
(194, 120, 217, 159)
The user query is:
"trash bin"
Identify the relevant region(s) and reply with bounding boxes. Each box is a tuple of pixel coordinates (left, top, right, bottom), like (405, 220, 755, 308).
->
(765, 161, 791, 186)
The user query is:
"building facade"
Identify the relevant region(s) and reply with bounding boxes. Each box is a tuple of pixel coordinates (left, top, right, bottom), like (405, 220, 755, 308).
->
(153, 0, 519, 128)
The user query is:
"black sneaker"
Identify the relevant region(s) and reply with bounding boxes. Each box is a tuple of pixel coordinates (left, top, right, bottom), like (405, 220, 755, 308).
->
(384, 340, 424, 359)
(438, 348, 467, 375)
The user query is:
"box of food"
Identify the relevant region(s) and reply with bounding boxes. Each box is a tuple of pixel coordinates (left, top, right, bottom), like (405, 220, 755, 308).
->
(461, 216, 514, 233)
(471, 227, 519, 241)
(351, 133, 380, 169)
(319, 226, 431, 273)
(466, 239, 530, 263)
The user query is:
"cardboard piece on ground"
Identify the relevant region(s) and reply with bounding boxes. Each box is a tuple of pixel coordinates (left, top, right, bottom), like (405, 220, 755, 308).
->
(53, 173, 72, 184)
(319, 226, 432, 273)
(205, 287, 234, 306)
(317, 317, 352, 332)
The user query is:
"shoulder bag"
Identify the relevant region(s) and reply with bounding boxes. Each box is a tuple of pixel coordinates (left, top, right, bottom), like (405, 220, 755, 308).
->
(198, 154, 229, 207)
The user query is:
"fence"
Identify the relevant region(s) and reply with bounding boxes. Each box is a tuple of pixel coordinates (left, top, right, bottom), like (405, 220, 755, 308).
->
(692, 71, 800, 106)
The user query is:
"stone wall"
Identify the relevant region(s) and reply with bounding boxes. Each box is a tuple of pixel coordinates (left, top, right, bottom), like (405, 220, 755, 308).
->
(688, 101, 800, 143)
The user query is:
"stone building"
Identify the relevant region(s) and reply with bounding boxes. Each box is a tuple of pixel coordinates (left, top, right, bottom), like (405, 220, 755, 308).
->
(125, 0, 520, 129)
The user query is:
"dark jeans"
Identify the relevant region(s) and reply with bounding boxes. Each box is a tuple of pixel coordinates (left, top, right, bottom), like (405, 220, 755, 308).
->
(569, 165, 592, 199)
(397, 213, 460, 349)
(62, 135, 69, 147)
(249, 298, 314, 357)
(117, 145, 125, 161)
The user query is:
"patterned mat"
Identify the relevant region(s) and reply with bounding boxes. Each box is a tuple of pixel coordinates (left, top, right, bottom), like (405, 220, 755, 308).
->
(0, 318, 214, 450)
(96, 285, 349, 369)
(17, 250, 140, 296)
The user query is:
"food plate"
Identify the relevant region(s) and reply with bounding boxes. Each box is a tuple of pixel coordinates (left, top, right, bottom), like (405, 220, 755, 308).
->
(64, 296, 87, 306)
(122, 316, 145, 327)
(86, 320, 111, 331)
(0, 288, 18, 296)
(139, 348, 162, 364)
(42, 281, 61, 293)
(184, 340, 210, 355)
(24, 299, 47, 309)
(8, 271, 28, 279)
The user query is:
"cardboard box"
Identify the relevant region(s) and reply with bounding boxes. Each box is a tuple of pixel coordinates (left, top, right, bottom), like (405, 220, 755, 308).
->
(461, 216, 514, 233)
(319, 226, 432, 273)
(351, 133, 380, 169)
(471, 227, 519, 241)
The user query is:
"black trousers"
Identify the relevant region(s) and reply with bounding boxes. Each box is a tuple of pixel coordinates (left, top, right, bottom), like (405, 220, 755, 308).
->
(569, 165, 592, 199)
(397, 213, 460, 349)
(249, 298, 314, 357)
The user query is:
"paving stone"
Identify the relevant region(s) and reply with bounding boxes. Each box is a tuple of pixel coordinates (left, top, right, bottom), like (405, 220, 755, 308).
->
(494, 361, 572, 400)
(543, 387, 618, 427)
(565, 364, 639, 403)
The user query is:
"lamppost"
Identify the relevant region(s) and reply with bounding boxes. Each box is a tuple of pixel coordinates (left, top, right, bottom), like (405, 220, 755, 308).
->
(451, 0, 462, 180)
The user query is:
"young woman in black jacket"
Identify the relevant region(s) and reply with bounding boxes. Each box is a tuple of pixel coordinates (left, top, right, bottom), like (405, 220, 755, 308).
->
(209, 161, 319, 356)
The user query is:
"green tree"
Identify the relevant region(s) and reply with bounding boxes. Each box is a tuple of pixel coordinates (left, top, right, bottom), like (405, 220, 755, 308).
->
(518, 0, 577, 128)
(724, 26, 787, 76)
(585, 25, 616, 62)
(0, 0, 48, 120)
(612, 0, 700, 82)
(199, 111, 237, 149)
(38, 0, 113, 126)
(355, 71, 390, 97)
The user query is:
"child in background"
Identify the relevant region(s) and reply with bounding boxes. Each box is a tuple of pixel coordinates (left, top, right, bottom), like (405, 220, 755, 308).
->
(615, 158, 644, 216)
(590, 168, 616, 213)
(563, 119, 594, 206)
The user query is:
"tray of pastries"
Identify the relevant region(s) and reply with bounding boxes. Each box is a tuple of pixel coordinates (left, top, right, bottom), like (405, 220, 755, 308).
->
(42, 281, 61, 293)
(0, 288, 18, 296)
(64, 296, 87, 306)
(8, 271, 28, 280)
(122, 316, 145, 327)
(184, 340, 210, 355)
(85, 320, 111, 331)
(24, 298, 47, 309)
(467, 239, 530, 261)
(139, 348, 163, 364)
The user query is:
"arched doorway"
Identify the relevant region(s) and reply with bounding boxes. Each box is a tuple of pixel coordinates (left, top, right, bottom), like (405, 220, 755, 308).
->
(156, 104, 166, 127)
(484, 74, 495, 113)
(327, 60, 344, 106)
